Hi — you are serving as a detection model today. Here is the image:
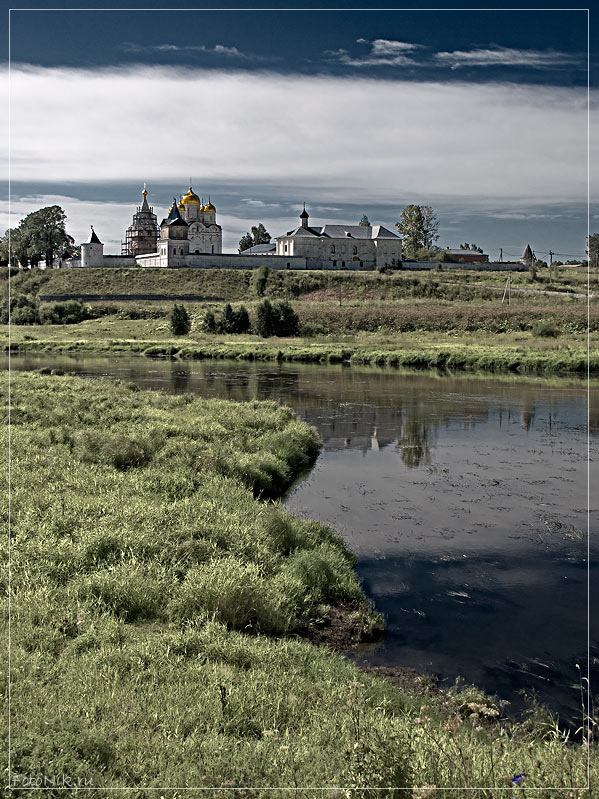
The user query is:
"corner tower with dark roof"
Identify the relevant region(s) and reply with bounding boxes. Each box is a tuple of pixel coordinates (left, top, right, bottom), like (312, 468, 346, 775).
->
(81, 225, 104, 267)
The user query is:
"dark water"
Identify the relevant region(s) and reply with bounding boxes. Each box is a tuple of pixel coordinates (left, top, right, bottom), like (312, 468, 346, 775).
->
(5, 353, 598, 730)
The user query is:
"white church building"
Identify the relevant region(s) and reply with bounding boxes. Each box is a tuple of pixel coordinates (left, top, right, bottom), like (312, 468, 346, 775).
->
(275, 206, 402, 269)
(78, 187, 401, 271)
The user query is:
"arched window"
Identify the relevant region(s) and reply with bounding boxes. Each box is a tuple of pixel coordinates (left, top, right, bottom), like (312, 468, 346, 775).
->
(353, 246, 358, 255)
(211, 245, 214, 254)
(195, 250, 200, 255)
(331, 245, 335, 253)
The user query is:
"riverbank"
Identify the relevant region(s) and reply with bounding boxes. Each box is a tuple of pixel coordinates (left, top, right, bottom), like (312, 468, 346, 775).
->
(4, 265, 597, 375)
(4, 326, 596, 374)
(3, 372, 594, 793)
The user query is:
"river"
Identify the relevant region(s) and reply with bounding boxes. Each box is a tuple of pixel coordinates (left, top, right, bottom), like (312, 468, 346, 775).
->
(5, 353, 598, 731)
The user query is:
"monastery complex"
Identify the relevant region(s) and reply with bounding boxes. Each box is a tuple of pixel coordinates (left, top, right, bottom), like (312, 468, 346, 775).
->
(77, 185, 403, 271)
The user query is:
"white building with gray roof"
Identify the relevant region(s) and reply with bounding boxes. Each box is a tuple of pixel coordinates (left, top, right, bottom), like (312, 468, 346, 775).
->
(275, 207, 402, 269)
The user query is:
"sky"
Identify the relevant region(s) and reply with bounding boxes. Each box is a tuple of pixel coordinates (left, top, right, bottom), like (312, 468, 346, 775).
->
(1, 2, 597, 259)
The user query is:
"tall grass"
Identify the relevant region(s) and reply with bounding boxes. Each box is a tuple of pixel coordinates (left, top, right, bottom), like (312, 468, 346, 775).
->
(2, 372, 596, 793)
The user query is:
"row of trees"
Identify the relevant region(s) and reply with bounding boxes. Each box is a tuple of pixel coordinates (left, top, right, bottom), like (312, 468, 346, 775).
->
(171, 300, 300, 338)
(0, 206, 76, 268)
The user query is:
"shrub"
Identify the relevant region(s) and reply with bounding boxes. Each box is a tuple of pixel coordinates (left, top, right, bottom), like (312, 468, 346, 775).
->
(217, 303, 251, 334)
(273, 301, 299, 336)
(529, 262, 538, 282)
(1, 292, 40, 324)
(233, 305, 251, 334)
(201, 310, 217, 333)
(253, 265, 270, 296)
(254, 299, 300, 338)
(11, 304, 40, 325)
(532, 321, 559, 338)
(39, 300, 89, 325)
(170, 303, 191, 335)
(254, 298, 276, 337)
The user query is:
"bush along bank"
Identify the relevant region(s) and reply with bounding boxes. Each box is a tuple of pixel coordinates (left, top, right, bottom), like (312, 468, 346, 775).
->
(3, 372, 594, 793)
(4, 336, 596, 374)
(159, 341, 595, 374)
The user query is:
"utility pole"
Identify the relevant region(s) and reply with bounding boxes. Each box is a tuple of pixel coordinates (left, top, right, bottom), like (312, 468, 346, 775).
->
(501, 274, 511, 305)
(548, 250, 554, 283)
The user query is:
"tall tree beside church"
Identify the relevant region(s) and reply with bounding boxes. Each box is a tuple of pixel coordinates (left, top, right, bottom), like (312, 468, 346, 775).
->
(239, 223, 271, 252)
(396, 205, 440, 258)
(0, 228, 29, 268)
(251, 223, 271, 245)
(359, 214, 370, 227)
(421, 206, 439, 250)
(396, 205, 425, 259)
(238, 233, 254, 252)
(6, 206, 75, 267)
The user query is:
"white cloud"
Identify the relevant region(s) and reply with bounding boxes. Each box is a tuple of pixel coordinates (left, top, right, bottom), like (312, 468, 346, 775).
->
(435, 46, 581, 69)
(121, 42, 258, 60)
(491, 211, 570, 221)
(290, 203, 343, 213)
(2, 65, 596, 207)
(325, 38, 421, 67)
(241, 198, 281, 208)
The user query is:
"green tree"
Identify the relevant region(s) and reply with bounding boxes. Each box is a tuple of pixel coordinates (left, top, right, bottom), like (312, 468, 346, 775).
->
(0, 293, 40, 325)
(0, 228, 30, 268)
(219, 303, 237, 334)
(251, 223, 271, 245)
(234, 305, 250, 334)
(170, 304, 191, 336)
(239, 223, 271, 253)
(359, 214, 370, 227)
(201, 310, 217, 333)
(396, 205, 425, 259)
(421, 206, 439, 250)
(273, 301, 299, 337)
(238, 233, 254, 252)
(254, 299, 299, 338)
(254, 299, 276, 338)
(19, 206, 75, 267)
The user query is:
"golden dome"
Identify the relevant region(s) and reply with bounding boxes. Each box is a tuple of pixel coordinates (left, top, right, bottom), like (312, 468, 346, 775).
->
(204, 196, 216, 212)
(181, 186, 201, 205)
(177, 200, 185, 213)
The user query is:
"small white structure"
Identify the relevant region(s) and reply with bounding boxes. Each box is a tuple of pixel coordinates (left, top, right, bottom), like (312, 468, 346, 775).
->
(275, 207, 402, 269)
(80, 226, 104, 267)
